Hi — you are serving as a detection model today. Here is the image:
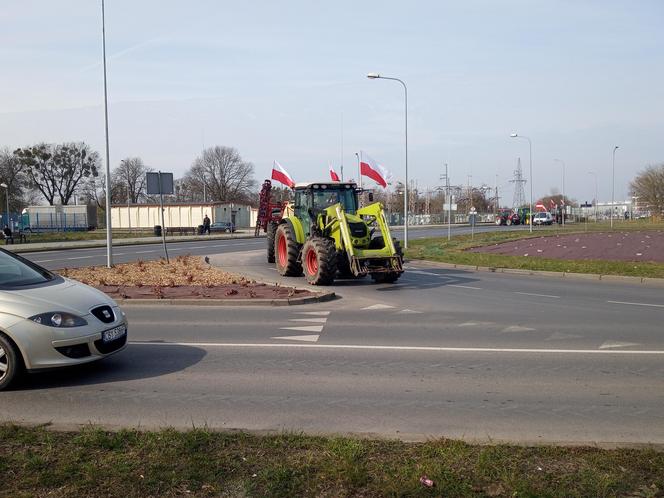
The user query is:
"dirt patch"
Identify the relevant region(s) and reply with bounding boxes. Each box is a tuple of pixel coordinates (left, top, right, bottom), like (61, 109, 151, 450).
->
(470, 230, 664, 262)
(59, 255, 313, 300)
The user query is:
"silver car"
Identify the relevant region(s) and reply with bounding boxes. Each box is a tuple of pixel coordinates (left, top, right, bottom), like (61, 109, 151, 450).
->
(0, 248, 127, 390)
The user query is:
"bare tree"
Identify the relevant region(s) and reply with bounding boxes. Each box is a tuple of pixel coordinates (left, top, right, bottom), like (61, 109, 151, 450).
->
(185, 146, 256, 204)
(630, 164, 664, 217)
(0, 147, 29, 213)
(111, 157, 151, 204)
(14, 142, 99, 205)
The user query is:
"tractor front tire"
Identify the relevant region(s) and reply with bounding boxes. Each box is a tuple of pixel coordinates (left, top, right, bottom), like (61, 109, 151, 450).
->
(370, 238, 403, 284)
(275, 224, 302, 276)
(266, 222, 278, 263)
(302, 237, 337, 285)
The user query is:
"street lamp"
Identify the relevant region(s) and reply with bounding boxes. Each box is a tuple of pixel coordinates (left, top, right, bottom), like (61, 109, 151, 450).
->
(510, 133, 533, 233)
(101, 0, 113, 267)
(554, 158, 565, 228)
(588, 171, 598, 222)
(0, 183, 8, 229)
(611, 145, 619, 229)
(367, 72, 409, 248)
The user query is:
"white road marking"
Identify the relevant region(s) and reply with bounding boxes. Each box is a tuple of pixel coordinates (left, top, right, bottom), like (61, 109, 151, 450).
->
(129, 341, 664, 355)
(546, 332, 583, 341)
(66, 255, 94, 260)
(362, 304, 395, 310)
(501, 325, 536, 333)
(607, 300, 664, 309)
(599, 341, 641, 349)
(134, 250, 155, 254)
(289, 318, 328, 323)
(396, 309, 422, 314)
(33, 259, 55, 263)
(270, 335, 320, 342)
(448, 284, 482, 290)
(458, 321, 494, 327)
(409, 270, 442, 277)
(515, 292, 560, 299)
(187, 246, 206, 249)
(210, 244, 229, 247)
(279, 325, 325, 333)
(295, 311, 331, 316)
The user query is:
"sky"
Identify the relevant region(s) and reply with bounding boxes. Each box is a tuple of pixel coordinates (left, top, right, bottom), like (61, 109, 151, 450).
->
(1, 0, 663, 205)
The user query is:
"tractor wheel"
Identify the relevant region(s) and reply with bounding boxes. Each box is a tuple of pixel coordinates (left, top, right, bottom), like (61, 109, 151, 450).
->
(302, 237, 337, 285)
(266, 222, 278, 263)
(506, 218, 512, 226)
(370, 239, 403, 284)
(0, 333, 22, 391)
(275, 224, 302, 276)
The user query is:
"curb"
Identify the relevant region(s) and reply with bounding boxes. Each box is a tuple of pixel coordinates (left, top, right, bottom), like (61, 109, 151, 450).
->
(412, 260, 664, 286)
(6, 233, 262, 254)
(116, 291, 336, 307)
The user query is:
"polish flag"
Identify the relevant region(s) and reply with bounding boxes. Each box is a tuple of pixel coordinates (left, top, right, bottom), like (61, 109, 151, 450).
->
(329, 164, 340, 182)
(359, 151, 389, 188)
(271, 161, 295, 188)
(549, 199, 557, 209)
(535, 201, 546, 211)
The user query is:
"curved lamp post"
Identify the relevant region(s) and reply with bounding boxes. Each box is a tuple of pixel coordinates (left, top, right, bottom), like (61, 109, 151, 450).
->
(510, 133, 533, 233)
(367, 72, 409, 248)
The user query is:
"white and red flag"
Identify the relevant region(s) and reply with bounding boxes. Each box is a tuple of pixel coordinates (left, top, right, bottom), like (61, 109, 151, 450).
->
(359, 151, 389, 188)
(271, 161, 295, 188)
(549, 199, 557, 210)
(535, 200, 546, 211)
(329, 163, 340, 182)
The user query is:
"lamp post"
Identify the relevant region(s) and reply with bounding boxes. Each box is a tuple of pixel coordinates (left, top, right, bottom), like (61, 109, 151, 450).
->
(588, 171, 598, 222)
(101, 0, 113, 267)
(367, 72, 409, 248)
(611, 146, 619, 229)
(510, 133, 533, 233)
(0, 183, 8, 229)
(554, 158, 565, 228)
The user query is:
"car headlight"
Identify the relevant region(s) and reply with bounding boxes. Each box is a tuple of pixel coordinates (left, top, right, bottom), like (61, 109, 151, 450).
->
(29, 312, 88, 328)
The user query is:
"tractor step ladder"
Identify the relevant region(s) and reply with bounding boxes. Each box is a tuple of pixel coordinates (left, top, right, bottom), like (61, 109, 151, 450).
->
(255, 179, 273, 237)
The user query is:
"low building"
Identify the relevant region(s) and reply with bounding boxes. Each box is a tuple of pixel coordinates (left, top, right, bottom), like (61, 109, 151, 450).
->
(111, 203, 257, 230)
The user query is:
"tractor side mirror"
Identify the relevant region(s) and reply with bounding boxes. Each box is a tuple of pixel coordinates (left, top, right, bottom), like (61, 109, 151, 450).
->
(368, 192, 374, 202)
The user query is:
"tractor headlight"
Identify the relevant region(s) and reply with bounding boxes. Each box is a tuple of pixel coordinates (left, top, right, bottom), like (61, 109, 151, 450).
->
(29, 312, 88, 328)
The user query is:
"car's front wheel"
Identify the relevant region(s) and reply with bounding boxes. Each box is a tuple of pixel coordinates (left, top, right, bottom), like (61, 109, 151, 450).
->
(0, 333, 22, 391)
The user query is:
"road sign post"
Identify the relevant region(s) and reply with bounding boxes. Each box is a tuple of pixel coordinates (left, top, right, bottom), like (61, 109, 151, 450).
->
(146, 171, 174, 263)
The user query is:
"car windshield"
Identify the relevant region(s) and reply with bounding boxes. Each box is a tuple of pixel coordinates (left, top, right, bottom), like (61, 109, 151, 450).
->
(0, 249, 55, 288)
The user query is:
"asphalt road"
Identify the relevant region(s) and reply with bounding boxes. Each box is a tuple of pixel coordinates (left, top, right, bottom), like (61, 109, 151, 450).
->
(19, 223, 534, 270)
(3, 244, 663, 445)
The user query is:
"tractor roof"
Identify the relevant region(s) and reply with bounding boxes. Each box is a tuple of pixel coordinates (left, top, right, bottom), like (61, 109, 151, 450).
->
(294, 182, 357, 189)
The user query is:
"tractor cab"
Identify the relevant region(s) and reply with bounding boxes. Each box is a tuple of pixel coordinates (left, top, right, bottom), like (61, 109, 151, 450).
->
(293, 182, 358, 237)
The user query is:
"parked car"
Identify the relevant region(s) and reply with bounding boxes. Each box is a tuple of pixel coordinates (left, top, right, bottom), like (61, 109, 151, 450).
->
(495, 210, 521, 226)
(532, 212, 554, 225)
(210, 222, 235, 233)
(0, 248, 127, 390)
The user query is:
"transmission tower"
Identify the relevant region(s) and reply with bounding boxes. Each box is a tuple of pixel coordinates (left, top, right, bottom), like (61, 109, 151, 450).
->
(510, 157, 527, 208)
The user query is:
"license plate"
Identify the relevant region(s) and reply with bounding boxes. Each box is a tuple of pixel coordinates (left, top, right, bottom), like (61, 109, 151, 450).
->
(102, 325, 126, 343)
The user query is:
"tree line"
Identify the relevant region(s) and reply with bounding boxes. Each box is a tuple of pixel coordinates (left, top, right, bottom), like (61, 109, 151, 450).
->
(0, 144, 257, 213)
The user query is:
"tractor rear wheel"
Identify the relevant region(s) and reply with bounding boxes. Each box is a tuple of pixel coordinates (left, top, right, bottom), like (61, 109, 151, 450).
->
(370, 238, 403, 284)
(302, 237, 337, 285)
(266, 222, 278, 263)
(275, 223, 302, 276)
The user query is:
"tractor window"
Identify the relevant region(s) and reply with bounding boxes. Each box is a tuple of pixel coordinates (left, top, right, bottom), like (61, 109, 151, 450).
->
(312, 188, 357, 214)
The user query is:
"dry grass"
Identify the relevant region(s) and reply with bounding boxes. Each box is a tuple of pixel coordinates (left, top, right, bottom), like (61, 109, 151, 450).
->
(59, 255, 253, 288)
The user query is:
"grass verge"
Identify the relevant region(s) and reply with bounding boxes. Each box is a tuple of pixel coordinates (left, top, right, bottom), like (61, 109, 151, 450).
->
(1, 424, 662, 497)
(406, 224, 664, 279)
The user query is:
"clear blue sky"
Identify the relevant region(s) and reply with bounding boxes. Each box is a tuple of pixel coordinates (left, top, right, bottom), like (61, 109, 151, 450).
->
(1, 0, 663, 204)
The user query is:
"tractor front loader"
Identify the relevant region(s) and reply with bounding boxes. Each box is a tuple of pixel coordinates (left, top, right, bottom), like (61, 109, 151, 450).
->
(270, 182, 403, 285)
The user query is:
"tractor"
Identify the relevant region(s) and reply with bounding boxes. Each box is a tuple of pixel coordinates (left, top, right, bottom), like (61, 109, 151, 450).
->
(266, 182, 403, 285)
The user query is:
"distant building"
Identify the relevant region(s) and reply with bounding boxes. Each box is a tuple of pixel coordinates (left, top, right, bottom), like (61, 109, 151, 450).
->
(111, 202, 257, 229)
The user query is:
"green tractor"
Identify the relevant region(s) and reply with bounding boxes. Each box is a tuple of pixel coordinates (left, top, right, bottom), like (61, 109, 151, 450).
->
(267, 182, 403, 285)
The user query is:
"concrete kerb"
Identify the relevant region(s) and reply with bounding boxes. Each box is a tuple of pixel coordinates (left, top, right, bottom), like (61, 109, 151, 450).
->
(116, 290, 336, 307)
(410, 259, 664, 286)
